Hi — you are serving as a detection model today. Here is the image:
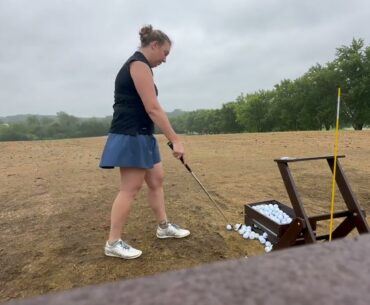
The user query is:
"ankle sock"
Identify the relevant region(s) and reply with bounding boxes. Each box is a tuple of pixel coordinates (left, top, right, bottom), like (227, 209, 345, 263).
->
(159, 221, 169, 229)
(108, 240, 119, 246)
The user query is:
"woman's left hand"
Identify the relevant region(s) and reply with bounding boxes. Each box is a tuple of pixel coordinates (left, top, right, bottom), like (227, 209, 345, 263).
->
(172, 141, 185, 160)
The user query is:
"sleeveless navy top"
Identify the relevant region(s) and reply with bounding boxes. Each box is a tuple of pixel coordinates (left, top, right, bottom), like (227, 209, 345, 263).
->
(109, 51, 158, 135)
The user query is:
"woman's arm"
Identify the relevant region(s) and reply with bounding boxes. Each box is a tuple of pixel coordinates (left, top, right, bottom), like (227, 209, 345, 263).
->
(130, 61, 184, 157)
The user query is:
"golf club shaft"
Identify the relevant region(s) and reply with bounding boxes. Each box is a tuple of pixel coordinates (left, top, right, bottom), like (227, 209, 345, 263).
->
(189, 171, 230, 223)
(167, 142, 231, 224)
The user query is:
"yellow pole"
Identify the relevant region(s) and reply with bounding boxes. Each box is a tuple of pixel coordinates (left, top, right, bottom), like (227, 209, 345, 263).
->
(329, 88, 341, 241)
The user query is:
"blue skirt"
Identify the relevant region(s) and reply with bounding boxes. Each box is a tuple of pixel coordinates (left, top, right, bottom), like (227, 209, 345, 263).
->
(99, 133, 161, 169)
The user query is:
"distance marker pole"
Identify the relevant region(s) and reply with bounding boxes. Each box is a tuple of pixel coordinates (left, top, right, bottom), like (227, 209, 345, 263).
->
(329, 88, 341, 241)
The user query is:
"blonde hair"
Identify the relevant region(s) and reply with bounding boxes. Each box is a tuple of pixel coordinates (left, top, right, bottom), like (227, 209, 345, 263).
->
(139, 25, 172, 47)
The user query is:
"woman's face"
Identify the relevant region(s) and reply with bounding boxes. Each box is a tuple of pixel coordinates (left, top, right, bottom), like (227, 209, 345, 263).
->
(150, 41, 171, 68)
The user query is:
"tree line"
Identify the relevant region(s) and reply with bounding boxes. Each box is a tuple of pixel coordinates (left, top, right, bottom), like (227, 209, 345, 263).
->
(1, 38, 369, 141)
(170, 38, 370, 133)
(0, 112, 111, 141)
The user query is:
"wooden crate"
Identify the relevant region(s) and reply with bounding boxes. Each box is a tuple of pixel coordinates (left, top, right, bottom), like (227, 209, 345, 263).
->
(244, 200, 295, 243)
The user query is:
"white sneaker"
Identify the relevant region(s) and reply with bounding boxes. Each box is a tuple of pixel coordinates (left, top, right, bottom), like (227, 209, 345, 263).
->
(156, 223, 190, 239)
(104, 239, 142, 259)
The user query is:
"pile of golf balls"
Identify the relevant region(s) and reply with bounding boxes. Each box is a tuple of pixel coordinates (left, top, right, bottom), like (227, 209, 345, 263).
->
(232, 223, 273, 253)
(226, 204, 293, 253)
(252, 203, 292, 225)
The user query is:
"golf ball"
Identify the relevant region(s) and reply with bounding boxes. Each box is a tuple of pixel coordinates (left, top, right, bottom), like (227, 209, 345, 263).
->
(252, 203, 293, 224)
(226, 224, 232, 231)
(234, 224, 242, 231)
(238, 227, 247, 235)
(243, 231, 250, 239)
(265, 246, 272, 253)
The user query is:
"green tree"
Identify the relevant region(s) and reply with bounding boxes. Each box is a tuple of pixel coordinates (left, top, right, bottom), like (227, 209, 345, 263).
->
(218, 102, 244, 133)
(77, 118, 110, 137)
(334, 38, 370, 130)
(236, 90, 274, 132)
(56, 111, 79, 137)
(0, 123, 30, 141)
(169, 115, 187, 133)
(269, 80, 305, 131)
(299, 64, 340, 130)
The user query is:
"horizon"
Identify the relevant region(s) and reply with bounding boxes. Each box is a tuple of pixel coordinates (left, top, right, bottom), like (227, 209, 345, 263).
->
(0, 108, 213, 119)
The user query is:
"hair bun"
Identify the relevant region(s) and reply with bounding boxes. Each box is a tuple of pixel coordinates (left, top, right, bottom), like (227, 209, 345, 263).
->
(139, 25, 153, 41)
(139, 24, 171, 47)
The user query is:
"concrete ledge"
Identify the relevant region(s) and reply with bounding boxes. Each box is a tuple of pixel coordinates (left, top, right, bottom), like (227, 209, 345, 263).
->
(4, 234, 370, 305)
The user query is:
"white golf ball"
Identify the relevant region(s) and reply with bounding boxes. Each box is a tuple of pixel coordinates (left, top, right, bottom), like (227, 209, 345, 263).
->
(265, 246, 272, 253)
(265, 241, 272, 247)
(226, 224, 232, 231)
(262, 232, 268, 239)
(238, 227, 246, 235)
(259, 236, 266, 244)
(243, 231, 250, 239)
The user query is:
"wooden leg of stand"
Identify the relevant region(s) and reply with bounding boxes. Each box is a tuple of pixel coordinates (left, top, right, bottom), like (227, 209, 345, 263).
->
(331, 216, 356, 239)
(274, 218, 304, 250)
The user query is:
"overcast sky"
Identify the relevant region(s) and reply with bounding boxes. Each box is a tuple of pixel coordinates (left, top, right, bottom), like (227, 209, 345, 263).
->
(0, 0, 369, 117)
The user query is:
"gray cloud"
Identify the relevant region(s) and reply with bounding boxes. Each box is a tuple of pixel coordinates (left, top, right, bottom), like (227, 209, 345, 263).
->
(0, 0, 369, 116)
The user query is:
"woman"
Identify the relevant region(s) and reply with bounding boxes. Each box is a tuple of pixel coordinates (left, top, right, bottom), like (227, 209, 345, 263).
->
(99, 25, 190, 260)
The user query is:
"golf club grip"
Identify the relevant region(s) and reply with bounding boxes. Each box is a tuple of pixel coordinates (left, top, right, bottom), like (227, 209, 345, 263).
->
(167, 142, 192, 172)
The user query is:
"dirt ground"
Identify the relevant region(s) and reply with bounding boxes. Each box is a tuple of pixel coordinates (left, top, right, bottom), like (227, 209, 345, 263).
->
(1, 131, 370, 302)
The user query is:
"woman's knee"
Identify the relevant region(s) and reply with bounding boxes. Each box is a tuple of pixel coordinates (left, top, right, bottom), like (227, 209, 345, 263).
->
(146, 171, 164, 189)
(146, 174, 164, 190)
(145, 163, 164, 189)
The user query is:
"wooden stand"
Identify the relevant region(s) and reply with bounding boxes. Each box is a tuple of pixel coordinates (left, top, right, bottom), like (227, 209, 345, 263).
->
(245, 155, 369, 250)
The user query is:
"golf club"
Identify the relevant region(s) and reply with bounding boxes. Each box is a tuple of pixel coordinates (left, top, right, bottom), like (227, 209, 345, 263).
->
(167, 142, 231, 226)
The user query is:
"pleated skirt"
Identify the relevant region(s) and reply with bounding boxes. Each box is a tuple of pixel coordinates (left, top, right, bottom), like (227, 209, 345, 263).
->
(99, 133, 161, 169)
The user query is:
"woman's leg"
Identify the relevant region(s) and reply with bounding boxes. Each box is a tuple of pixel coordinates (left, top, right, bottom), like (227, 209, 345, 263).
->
(144, 162, 167, 224)
(145, 162, 190, 239)
(108, 167, 146, 242)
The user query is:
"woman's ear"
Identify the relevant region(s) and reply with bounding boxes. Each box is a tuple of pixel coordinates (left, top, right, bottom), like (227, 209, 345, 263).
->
(150, 41, 159, 50)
